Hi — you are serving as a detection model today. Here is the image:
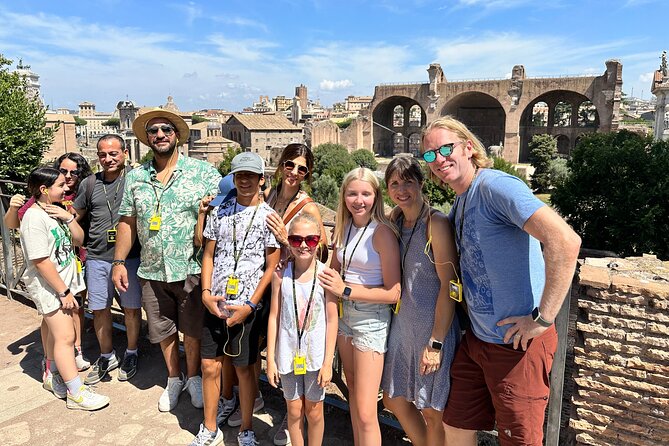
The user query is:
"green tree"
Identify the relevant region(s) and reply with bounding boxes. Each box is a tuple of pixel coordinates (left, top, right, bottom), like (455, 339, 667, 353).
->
(74, 116, 87, 126)
(336, 117, 354, 129)
(551, 130, 669, 258)
(528, 134, 557, 192)
(217, 147, 242, 175)
(0, 54, 56, 190)
(351, 149, 378, 170)
(138, 150, 153, 164)
(547, 158, 569, 189)
(311, 173, 339, 210)
(492, 156, 528, 184)
(192, 115, 207, 124)
(102, 117, 120, 129)
(313, 143, 356, 184)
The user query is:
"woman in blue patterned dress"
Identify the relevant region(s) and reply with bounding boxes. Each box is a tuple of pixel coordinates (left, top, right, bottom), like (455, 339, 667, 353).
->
(381, 156, 460, 446)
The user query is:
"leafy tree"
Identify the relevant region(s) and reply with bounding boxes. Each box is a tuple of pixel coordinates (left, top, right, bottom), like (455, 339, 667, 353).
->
(336, 117, 354, 129)
(0, 54, 56, 191)
(138, 150, 154, 165)
(217, 147, 242, 175)
(102, 117, 120, 129)
(547, 158, 569, 189)
(551, 130, 669, 258)
(192, 115, 208, 124)
(313, 143, 356, 184)
(351, 149, 378, 170)
(311, 173, 339, 210)
(492, 156, 528, 185)
(74, 116, 87, 126)
(528, 134, 557, 192)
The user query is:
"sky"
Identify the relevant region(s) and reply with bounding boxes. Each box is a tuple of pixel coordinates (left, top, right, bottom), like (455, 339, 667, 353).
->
(1, 0, 667, 113)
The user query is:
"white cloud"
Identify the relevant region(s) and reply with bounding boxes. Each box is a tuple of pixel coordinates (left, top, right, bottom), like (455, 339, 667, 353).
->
(639, 72, 655, 83)
(320, 79, 353, 90)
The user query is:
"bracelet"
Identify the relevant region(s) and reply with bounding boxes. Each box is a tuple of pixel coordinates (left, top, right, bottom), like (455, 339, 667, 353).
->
(65, 215, 75, 225)
(244, 300, 258, 312)
(111, 259, 126, 267)
(56, 288, 71, 298)
(202, 288, 212, 294)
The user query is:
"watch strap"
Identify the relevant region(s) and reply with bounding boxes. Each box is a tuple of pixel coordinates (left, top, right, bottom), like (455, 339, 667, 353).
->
(532, 307, 553, 327)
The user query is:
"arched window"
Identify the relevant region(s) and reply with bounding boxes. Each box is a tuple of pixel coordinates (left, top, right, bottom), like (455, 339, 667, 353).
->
(408, 133, 421, 156)
(393, 105, 404, 127)
(531, 102, 548, 127)
(409, 105, 422, 127)
(556, 135, 570, 155)
(577, 101, 596, 127)
(554, 102, 572, 127)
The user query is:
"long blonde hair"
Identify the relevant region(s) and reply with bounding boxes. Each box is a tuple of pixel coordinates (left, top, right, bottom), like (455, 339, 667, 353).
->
(333, 167, 391, 247)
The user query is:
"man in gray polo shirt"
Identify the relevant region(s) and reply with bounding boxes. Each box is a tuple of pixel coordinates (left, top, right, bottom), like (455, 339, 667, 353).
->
(74, 134, 142, 384)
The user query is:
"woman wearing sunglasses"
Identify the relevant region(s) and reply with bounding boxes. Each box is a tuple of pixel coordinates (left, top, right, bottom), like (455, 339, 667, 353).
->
(380, 156, 460, 446)
(318, 167, 401, 446)
(4, 152, 93, 381)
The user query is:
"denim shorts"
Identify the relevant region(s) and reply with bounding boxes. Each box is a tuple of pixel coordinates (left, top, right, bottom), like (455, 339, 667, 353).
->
(281, 370, 325, 402)
(86, 258, 141, 311)
(338, 300, 392, 354)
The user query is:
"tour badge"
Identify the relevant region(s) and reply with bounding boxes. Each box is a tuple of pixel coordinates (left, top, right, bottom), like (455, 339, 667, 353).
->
(226, 276, 239, 295)
(393, 299, 401, 314)
(149, 215, 161, 231)
(107, 228, 117, 243)
(449, 280, 463, 302)
(338, 298, 343, 318)
(293, 354, 307, 375)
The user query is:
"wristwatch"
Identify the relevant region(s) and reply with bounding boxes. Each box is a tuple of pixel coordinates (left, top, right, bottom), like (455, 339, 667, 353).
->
(56, 288, 71, 298)
(341, 286, 352, 300)
(428, 337, 443, 351)
(532, 307, 553, 327)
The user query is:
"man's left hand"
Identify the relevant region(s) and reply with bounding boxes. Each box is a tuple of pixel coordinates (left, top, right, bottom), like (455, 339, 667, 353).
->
(497, 315, 548, 351)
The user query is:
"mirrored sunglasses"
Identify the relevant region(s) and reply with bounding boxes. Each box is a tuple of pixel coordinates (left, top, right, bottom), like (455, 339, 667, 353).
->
(59, 168, 81, 177)
(146, 125, 176, 136)
(284, 160, 309, 176)
(287, 234, 321, 248)
(422, 141, 463, 163)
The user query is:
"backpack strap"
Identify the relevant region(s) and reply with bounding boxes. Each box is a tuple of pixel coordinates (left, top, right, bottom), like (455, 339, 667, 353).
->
(85, 173, 98, 206)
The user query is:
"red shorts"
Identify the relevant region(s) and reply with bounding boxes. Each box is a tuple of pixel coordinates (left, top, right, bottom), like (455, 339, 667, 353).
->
(443, 327, 557, 446)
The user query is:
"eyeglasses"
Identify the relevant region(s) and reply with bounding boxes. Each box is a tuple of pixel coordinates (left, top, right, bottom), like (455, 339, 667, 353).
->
(421, 141, 464, 163)
(283, 160, 309, 177)
(146, 125, 176, 136)
(287, 234, 321, 248)
(59, 168, 81, 177)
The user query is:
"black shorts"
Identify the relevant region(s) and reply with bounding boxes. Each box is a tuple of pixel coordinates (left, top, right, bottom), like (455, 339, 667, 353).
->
(201, 309, 260, 367)
(258, 286, 272, 341)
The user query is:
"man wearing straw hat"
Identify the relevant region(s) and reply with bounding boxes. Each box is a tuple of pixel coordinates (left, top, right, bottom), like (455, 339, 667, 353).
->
(112, 109, 221, 412)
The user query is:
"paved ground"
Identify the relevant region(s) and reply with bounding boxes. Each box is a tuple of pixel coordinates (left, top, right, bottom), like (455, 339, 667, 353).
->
(0, 295, 411, 445)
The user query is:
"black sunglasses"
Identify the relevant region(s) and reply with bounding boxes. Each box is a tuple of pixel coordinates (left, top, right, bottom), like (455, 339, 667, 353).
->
(59, 168, 81, 177)
(287, 234, 321, 248)
(146, 125, 176, 136)
(284, 160, 309, 176)
(422, 141, 463, 163)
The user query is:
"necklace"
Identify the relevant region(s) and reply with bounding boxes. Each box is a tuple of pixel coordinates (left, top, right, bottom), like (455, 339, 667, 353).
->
(273, 188, 300, 217)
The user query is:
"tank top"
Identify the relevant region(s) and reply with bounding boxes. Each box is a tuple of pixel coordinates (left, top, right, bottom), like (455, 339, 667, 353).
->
(336, 220, 383, 286)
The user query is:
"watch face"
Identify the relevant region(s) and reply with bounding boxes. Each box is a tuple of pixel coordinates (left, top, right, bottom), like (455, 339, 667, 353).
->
(431, 340, 443, 350)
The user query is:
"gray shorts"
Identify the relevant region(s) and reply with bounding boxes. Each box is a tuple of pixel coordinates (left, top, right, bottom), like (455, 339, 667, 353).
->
(86, 258, 142, 311)
(280, 370, 325, 402)
(339, 301, 391, 354)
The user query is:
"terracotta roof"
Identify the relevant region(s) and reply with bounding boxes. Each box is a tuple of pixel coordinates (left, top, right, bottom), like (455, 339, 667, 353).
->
(190, 122, 210, 130)
(228, 113, 300, 131)
(193, 135, 237, 144)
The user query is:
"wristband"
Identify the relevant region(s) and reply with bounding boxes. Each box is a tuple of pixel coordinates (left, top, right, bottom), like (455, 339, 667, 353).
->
(65, 215, 75, 225)
(244, 300, 258, 312)
(111, 259, 126, 267)
(202, 288, 212, 294)
(56, 288, 71, 298)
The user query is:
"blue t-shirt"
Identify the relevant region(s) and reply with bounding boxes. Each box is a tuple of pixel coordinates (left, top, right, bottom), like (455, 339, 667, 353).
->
(449, 169, 545, 344)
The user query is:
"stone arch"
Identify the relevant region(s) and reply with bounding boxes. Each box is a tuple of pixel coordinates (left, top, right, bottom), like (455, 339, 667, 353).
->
(531, 101, 549, 127)
(408, 132, 421, 156)
(441, 91, 505, 151)
(519, 90, 600, 162)
(393, 105, 405, 127)
(371, 96, 426, 156)
(556, 134, 570, 156)
(577, 100, 599, 127)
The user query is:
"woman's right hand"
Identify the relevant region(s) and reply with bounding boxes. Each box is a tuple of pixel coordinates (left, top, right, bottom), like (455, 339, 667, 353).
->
(43, 204, 73, 221)
(60, 292, 79, 311)
(9, 194, 25, 209)
(267, 360, 280, 388)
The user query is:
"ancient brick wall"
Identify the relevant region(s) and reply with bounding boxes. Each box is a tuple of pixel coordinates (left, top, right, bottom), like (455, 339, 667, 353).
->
(570, 255, 669, 445)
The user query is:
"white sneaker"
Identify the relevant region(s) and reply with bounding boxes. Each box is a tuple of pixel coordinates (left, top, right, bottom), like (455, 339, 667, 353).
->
(216, 393, 237, 427)
(66, 385, 110, 411)
(183, 375, 204, 409)
(158, 376, 184, 412)
(75, 352, 91, 371)
(228, 392, 264, 427)
(272, 414, 290, 445)
(189, 423, 223, 446)
(237, 430, 259, 446)
(43, 371, 67, 399)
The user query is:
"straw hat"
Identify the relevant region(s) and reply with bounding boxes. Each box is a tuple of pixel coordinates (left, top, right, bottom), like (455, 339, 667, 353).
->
(132, 108, 190, 146)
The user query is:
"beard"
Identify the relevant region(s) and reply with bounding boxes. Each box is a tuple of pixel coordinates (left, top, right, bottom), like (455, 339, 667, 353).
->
(150, 138, 177, 156)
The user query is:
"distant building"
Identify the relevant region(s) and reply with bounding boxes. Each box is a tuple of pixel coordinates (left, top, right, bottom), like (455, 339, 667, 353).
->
(345, 95, 373, 112)
(78, 102, 117, 139)
(295, 84, 308, 111)
(13, 59, 42, 105)
(43, 112, 77, 161)
(189, 121, 240, 164)
(274, 95, 292, 112)
(223, 113, 302, 161)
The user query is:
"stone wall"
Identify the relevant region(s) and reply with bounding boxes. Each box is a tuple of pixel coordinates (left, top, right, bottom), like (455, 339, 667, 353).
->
(570, 255, 669, 445)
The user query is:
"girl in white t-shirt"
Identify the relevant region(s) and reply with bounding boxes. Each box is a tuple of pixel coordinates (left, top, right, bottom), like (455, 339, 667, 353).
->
(266, 213, 338, 446)
(20, 167, 109, 411)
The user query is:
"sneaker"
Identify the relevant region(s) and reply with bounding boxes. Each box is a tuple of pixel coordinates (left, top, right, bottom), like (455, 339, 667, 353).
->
(183, 375, 204, 409)
(216, 393, 237, 427)
(42, 372, 67, 399)
(189, 423, 223, 446)
(75, 351, 91, 371)
(237, 430, 259, 446)
(118, 353, 138, 381)
(41, 357, 47, 382)
(84, 355, 119, 385)
(66, 385, 110, 411)
(158, 376, 184, 412)
(228, 393, 264, 427)
(272, 414, 290, 445)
